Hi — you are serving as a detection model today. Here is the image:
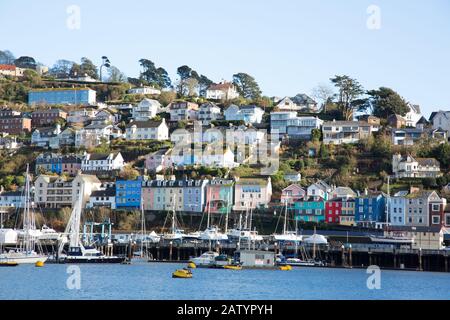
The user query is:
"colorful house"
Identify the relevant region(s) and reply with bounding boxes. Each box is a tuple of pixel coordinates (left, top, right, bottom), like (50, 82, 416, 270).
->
(205, 179, 234, 214)
(115, 177, 143, 209)
(233, 178, 272, 211)
(355, 191, 387, 229)
(294, 199, 325, 223)
(340, 199, 356, 226)
(281, 184, 306, 205)
(325, 199, 342, 224)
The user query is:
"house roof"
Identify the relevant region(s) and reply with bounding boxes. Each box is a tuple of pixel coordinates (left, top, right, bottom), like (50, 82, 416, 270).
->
(208, 82, 234, 91)
(87, 152, 120, 161)
(126, 119, 165, 129)
(235, 178, 270, 186)
(388, 114, 406, 122)
(291, 94, 316, 105)
(0, 64, 16, 71)
(91, 188, 115, 198)
(417, 158, 440, 167)
(417, 116, 429, 125)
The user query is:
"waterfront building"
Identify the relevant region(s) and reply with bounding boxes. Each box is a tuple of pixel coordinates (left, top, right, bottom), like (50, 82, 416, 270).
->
(205, 81, 239, 101)
(142, 179, 208, 213)
(0, 190, 24, 213)
(224, 105, 264, 125)
(125, 119, 169, 141)
(28, 88, 96, 106)
(205, 179, 234, 214)
(233, 178, 272, 211)
(384, 226, 445, 250)
(404, 190, 446, 227)
(294, 198, 325, 223)
(87, 187, 116, 210)
(81, 152, 124, 172)
(339, 199, 356, 226)
(389, 191, 408, 226)
(392, 154, 442, 178)
(34, 173, 101, 208)
(116, 177, 143, 209)
(355, 191, 386, 229)
(325, 198, 342, 224)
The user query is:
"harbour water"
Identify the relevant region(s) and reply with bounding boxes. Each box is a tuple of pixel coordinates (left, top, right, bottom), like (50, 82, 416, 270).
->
(1, 262, 449, 300)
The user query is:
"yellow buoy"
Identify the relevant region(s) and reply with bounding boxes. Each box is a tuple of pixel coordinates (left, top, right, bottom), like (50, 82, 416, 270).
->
(279, 265, 292, 271)
(172, 269, 193, 278)
(224, 265, 242, 270)
(187, 262, 197, 269)
(35, 261, 45, 268)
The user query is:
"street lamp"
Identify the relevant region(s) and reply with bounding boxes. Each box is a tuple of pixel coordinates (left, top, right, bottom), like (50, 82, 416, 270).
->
(99, 56, 111, 82)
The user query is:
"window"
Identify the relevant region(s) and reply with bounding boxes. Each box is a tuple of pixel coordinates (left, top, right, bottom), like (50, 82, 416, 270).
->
(432, 216, 440, 224)
(432, 204, 440, 211)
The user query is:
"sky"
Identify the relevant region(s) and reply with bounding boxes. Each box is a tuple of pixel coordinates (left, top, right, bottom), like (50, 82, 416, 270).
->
(0, 0, 449, 117)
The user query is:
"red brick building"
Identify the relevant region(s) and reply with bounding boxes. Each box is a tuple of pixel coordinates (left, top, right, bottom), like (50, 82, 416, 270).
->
(31, 109, 67, 128)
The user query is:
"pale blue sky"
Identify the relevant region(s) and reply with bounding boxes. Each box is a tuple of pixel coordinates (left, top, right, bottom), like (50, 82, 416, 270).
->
(1, 0, 449, 116)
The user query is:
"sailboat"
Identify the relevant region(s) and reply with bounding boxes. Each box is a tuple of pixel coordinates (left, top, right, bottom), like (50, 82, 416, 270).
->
(199, 188, 228, 241)
(227, 205, 263, 242)
(57, 184, 125, 264)
(272, 201, 302, 242)
(0, 165, 48, 265)
(162, 195, 185, 241)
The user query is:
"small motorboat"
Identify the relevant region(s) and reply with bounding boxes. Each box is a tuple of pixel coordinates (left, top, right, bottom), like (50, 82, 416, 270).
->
(279, 265, 293, 271)
(0, 262, 19, 267)
(223, 264, 242, 270)
(172, 268, 193, 279)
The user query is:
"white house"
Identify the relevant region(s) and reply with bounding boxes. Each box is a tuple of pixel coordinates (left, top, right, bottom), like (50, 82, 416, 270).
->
(430, 111, 450, 136)
(206, 81, 239, 101)
(67, 108, 97, 124)
(307, 180, 332, 201)
(0, 134, 19, 150)
(276, 94, 318, 112)
(405, 104, 422, 127)
(127, 86, 161, 96)
(224, 105, 264, 125)
(49, 127, 76, 149)
(132, 98, 162, 121)
(322, 120, 378, 145)
(125, 119, 169, 141)
(0, 191, 24, 213)
(145, 148, 172, 173)
(81, 152, 125, 172)
(270, 111, 323, 138)
(75, 122, 114, 148)
(198, 102, 222, 125)
(31, 124, 62, 148)
(87, 187, 116, 209)
(392, 154, 442, 178)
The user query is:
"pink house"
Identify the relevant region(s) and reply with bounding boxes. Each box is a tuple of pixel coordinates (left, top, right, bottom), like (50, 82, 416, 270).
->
(281, 184, 306, 204)
(205, 179, 234, 214)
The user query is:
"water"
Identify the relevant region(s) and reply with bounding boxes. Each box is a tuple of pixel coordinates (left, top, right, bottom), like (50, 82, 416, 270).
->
(1, 262, 449, 300)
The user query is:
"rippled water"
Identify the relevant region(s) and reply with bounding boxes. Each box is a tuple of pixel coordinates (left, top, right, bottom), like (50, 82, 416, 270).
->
(1, 262, 449, 300)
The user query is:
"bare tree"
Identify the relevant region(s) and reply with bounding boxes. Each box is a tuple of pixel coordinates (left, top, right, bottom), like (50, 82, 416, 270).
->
(312, 83, 335, 112)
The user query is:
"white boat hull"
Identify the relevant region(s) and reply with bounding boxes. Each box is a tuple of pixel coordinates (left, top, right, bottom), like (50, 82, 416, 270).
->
(0, 253, 48, 265)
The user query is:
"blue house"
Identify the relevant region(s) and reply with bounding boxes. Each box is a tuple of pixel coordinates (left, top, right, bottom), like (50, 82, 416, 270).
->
(354, 192, 386, 229)
(115, 177, 143, 209)
(29, 88, 96, 106)
(294, 199, 325, 223)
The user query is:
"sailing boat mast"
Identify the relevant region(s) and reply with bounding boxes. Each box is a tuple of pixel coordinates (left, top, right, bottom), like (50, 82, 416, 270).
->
(283, 201, 288, 236)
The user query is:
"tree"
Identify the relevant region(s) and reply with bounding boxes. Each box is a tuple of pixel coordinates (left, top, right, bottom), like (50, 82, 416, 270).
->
(184, 77, 199, 97)
(14, 56, 37, 70)
(361, 87, 410, 118)
(232, 73, 261, 99)
(119, 166, 139, 180)
(69, 63, 82, 78)
(79, 57, 98, 79)
(139, 59, 171, 88)
(108, 66, 127, 82)
(49, 59, 75, 78)
(330, 75, 364, 120)
(198, 75, 214, 97)
(0, 50, 15, 64)
(159, 91, 177, 106)
(176, 65, 198, 96)
(312, 84, 335, 112)
(177, 65, 193, 81)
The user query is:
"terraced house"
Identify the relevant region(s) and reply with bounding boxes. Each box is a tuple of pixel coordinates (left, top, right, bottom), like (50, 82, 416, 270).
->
(205, 179, 234, 214)
(233, 178, 272, 211)
(125, 119, 169, 141)
(115, 177, 144, 209)
(355, 191, 386, 229)
(142, 179, 208, 213)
